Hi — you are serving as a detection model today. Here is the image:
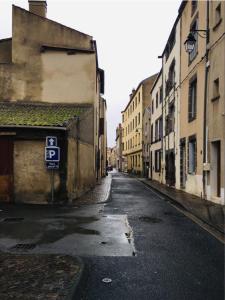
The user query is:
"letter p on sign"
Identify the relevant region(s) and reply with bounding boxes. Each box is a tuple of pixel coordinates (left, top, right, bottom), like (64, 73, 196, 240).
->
(45, 146, 60, 162)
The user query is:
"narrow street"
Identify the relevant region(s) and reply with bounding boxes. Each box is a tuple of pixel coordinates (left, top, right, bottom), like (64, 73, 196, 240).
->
(77, 172, 224, 300)
(0, 172, 224, 300)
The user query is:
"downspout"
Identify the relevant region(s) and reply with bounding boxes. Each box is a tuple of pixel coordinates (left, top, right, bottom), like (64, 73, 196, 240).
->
(203, 1, 210, 199)
(76, 117, 80, 195)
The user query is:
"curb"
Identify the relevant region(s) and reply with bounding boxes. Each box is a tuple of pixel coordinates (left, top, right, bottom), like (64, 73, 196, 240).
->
(138, 178, 225, 238)
(66, 256, 87, 300)
(70, 257, 88, 300)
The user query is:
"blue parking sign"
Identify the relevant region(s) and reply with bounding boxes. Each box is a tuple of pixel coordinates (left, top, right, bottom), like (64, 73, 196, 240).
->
(46, 136, 57, 147)
(45, 146, 60, 162)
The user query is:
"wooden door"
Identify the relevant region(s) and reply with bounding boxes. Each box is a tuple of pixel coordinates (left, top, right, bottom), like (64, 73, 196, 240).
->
(0, 138, 13, 202)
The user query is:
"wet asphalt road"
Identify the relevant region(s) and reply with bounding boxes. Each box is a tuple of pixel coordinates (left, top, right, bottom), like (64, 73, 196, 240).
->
(77, 172, 224, 300)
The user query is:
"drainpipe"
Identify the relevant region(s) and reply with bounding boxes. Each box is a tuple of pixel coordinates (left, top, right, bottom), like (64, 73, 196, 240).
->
(203, 1, 210, 199)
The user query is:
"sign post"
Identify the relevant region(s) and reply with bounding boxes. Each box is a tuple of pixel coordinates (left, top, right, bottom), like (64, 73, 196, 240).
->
(45, 137, 60, 203)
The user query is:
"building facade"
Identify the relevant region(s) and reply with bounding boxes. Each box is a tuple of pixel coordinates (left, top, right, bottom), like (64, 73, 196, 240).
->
(180, 0, 207, 198)
(121, 74, 157, 175)
(149, 71, 163, 182)
(0, 1, 106, 204)
(206, 0, 225, 204)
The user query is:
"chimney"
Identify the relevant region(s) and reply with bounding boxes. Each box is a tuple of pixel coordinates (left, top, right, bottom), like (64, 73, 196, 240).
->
(29, 0, 47, 18)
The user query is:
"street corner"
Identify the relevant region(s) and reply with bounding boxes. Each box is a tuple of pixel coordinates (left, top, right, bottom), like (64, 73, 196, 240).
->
(0, 253, 85, 300)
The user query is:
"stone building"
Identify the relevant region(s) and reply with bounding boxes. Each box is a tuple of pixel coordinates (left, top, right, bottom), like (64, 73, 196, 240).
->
(0, 1, 106, 204)
(107, 147, 117, 168)
(121, 74, 157, 175)
(149, 71, 163, 182)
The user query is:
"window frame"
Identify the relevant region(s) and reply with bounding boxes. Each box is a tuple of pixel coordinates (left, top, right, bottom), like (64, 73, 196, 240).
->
(188, 74, 197, 122)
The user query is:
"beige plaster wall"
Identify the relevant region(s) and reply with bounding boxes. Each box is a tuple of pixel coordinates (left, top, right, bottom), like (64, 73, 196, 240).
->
(0, 5, 94, 102)
(14, 140, 60, 204)
(207, 1, 225, 204)
(180, 1, 207, 197)
(41, 52, 96, 104)
(67, 138, 95, 201)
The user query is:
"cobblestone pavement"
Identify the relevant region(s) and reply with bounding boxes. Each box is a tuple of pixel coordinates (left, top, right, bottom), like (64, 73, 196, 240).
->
(0, 253, 81, 300)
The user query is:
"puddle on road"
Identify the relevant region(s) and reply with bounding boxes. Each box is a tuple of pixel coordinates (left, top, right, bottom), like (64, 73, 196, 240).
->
(0, 214, 136, 257)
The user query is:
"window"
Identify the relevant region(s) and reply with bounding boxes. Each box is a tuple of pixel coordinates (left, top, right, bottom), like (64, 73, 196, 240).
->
(122, 114, 124, 123)
(166, 60, 175, 96)
(138, 113, 140, 125)
(155, 120, 159, 141)
(214, 3, 222, 28)
(135, 97, 137, 108)
(152, 100, 154, 114)
(155, 150, 161, 172)
(188, 135, 197, 174)
(188, 76, 197, 122)
(151, 124, 154, 143)
(189, 18, 198, 62)
(138, 92, 141, 103)
(212, 78, 220, 101)
(156, 92, 159, 108)
(135, 116, 137, 127)
(191, 1, 197, 16)
(159, 86, 163, 103)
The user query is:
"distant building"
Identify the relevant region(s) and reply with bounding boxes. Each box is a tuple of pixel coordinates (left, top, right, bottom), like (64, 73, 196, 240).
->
(0, 1, 106, 204)
(107, 147, 117, 168)
(121, 74, 158, 175)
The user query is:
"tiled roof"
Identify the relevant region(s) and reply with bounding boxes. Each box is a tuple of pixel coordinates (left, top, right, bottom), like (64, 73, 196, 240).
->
(0, 102, 89, 127)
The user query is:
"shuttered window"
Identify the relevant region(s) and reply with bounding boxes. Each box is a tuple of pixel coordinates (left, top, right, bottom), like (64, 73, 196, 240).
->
(188, 135, 197, 174)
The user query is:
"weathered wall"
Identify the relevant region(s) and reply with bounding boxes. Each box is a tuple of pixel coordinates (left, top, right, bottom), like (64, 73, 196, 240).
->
(0, 64, 13, 100)
(0, 39, 12, 63)
(67, 138, 95, 200)
(0, 5, 94, 102)
(41, 51, 96, 104)
(14, 140, 60, 204)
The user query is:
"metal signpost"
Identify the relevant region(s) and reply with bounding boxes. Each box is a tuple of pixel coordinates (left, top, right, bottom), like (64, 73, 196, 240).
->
(45, 137, 60, 203)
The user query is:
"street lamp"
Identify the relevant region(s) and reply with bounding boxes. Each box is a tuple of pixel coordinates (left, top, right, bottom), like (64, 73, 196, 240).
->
(184, 30, 208, 53)
(184, 32, 196, 53)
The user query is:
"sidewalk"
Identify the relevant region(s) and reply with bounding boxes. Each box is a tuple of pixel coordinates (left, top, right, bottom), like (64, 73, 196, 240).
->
(74, 174, 112, 205)
(0, 254, 83, 300)
(139, 178, 225, 235)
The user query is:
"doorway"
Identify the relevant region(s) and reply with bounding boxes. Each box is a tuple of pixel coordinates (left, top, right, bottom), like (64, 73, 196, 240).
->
(211, 141, 221, 198)
(0, 137, 14, 202)
(165, 150, 175, 186)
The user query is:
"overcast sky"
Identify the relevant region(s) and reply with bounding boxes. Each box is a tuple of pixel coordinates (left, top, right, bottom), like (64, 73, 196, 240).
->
(1, 0, 180, 146)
